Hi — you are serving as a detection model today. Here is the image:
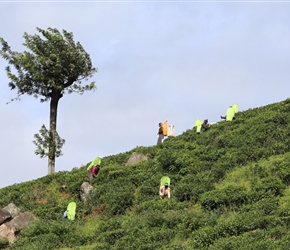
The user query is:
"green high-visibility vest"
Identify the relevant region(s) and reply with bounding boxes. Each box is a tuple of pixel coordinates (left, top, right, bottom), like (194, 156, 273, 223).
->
(160, 176, 170, 187)
(87, 157, 101, 171)
(226, 107, 235, 121)
(232, 103, 238, 114)
(67, 202, 76, 221)
(194, 119, 203, 133)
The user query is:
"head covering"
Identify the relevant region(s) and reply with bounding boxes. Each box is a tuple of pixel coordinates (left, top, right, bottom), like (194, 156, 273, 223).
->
(165, 182, 168, 187)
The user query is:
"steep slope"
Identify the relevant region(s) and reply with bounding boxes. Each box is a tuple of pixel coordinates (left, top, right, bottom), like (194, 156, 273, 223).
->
(1, 99, 290, 249)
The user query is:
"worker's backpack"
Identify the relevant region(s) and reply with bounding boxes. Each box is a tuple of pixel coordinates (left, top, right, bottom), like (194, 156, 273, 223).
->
(87, 157, 101, 171)
(168, 124, 176, 136)
(161, 121, 168, 136)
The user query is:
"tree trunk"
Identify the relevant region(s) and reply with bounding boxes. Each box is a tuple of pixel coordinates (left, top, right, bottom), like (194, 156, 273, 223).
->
(48, 91, 62, 175)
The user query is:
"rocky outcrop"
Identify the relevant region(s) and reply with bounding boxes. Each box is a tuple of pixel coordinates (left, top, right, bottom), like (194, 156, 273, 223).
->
(0, 209, 11, 225)
(125, 152, 148, 166)
(0, 224, 16, 244)
(80, 182, 94, 201)
(6, 212, 36, 233)
(0, 203, 36, 244)
(3, 203, 20, 218)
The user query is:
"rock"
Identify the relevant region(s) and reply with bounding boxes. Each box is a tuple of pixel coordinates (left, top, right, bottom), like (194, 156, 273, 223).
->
(125, 152, 148, 166)
(0, 209, 11, 225)
(0, 204, 37, 244)
(5, 212, 36, 232)
(80, 182, 94, 201)
(2, 203, 20, 218)
(0, 224, 16, 244)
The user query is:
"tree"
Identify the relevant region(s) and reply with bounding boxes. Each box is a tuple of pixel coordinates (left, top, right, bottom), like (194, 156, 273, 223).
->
(0, 27, 97, 174)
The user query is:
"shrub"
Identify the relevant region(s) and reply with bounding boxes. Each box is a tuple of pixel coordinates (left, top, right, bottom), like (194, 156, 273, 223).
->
(11, 233, 61, 250)
(179, 209, 218, 238)
(0, 239, 9, 249)
(155, 149, 178, 172)
(250, 176, 285, 201)
(200, 185, 249, 210)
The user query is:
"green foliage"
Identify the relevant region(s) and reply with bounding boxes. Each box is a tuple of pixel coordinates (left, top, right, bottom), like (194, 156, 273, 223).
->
(0, 239, 9, 249)
(33, 124, 65, 158)
(3, 99, 290, 248)
(250, 176, 285, 200)
(0, 27, 97, 101)
(179, 208, 218, 237)
(200, 185, 249, 210)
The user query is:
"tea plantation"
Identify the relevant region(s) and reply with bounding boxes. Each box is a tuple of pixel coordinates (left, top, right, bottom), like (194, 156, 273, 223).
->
(2, 99, 290, 249)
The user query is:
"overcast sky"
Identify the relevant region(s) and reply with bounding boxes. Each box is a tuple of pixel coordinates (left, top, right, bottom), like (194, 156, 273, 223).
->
(1, 1, 290, 188)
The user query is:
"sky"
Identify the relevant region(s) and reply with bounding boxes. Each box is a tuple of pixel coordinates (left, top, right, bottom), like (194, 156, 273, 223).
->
(1, 1, 290, 188)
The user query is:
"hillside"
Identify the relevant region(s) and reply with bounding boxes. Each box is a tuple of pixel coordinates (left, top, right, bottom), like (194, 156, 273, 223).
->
(1, 99, 290, 249)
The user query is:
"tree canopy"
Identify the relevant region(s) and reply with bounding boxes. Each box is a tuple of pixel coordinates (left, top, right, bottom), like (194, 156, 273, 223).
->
(0, 27, 97, 102)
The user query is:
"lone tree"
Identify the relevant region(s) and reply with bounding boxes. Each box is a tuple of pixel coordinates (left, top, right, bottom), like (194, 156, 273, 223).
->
(0, 27, 97, 174)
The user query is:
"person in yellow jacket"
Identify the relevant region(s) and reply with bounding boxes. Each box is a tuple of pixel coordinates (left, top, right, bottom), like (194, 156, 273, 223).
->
(194, 118, 203, 133)
(221, 106, 236, 121)
(63, 202, 76, 221)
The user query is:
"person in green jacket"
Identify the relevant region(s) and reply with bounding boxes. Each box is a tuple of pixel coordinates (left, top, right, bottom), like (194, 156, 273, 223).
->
(63, 202, 76, 221)
(221, 106, 236, 121)
(194, 118, 203, 133)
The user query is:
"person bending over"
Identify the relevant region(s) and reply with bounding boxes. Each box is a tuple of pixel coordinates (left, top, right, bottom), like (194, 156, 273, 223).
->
(159, 182, 171, 199)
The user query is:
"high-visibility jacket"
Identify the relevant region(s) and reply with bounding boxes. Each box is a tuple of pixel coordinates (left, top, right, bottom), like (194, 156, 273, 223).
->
(226, 107, 235, 121)
(67, 202, 76, 221)
(87, 157, 101, 171)
(194, 119, 203, 133)
(232, 103, 238, 114)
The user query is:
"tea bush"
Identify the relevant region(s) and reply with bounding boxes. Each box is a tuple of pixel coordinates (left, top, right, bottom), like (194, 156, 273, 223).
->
(3, 99, 290, 249)
(250, 176, 285, 200)
(200, 185, 249, 210)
